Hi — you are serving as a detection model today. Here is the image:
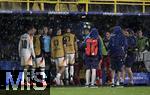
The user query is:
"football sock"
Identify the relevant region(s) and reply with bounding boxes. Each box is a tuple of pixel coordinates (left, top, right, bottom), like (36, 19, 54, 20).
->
(112, 79, 115, 84)
(21, 71, 25, 83)
(65, 66, 69, 80)
(85, 69, 90, 85)
(70, 65, 74, 81)
(91, 69, 96, 85)
(56, 73, 61, 79)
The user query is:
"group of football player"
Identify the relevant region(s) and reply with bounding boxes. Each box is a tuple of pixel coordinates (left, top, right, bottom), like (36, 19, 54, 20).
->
(18, 24, 149, 87)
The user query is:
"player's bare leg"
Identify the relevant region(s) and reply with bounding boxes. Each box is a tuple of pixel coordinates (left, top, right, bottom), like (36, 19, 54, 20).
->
(116, 71, 121, 86)
(121, 65, 125, 84)
(96, 69, 102, 86)
(55, 66, 65, 85)
(111, 70, 115, 87)
(96, 62, 102, 86)
(126, 67, 133, 85)
(106, 68, 112, 85)
(21, 66, 30, 86)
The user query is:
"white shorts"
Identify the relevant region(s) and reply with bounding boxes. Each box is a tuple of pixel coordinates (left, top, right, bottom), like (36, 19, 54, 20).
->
(21, 54, 32, 66)
(36, 57, 45, 68)
(65, 54, 75, 65)
(54, 57, 66, 67)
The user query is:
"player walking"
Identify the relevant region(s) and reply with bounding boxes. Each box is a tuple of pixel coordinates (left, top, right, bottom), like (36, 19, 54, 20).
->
(18, 25, 36, 86)
(51, 28, 66, 85)
(63, 27, 78, 85)
(108, 26, 128, 87)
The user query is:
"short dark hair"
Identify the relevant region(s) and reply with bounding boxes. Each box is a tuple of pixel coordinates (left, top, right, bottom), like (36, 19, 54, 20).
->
(26, 25, 35, 31)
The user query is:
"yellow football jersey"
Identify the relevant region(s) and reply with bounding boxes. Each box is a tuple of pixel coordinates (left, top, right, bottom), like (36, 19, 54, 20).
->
(51, 35, 65, 58)
(63, 33, 77, 54)
(33, 35, 41, 56)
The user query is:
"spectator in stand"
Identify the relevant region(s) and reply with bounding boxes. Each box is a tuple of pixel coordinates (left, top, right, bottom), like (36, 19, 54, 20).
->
(136, 30, 149, 62)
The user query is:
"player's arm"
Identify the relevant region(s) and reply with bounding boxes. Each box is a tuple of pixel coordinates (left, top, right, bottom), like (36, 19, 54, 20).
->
(98, 37, 102, 60)
(50, 38, 54, 58)
(63, 36, 67, 53)
(33, 36, 36, 51)
(18, 36, 22, 57)
(74, 36, 78, 59)
(145, 37, 149, 51)
(99, 35, 107, 56)
(40, 36, 44, 56)
(30, 38, 35, 59)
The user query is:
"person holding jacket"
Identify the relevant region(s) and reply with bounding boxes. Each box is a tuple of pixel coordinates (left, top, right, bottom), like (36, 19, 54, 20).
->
(83, 28, 102, 87)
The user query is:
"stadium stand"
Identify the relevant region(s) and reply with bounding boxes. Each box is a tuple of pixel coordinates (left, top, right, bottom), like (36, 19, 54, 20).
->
(0, 0, 149, 13)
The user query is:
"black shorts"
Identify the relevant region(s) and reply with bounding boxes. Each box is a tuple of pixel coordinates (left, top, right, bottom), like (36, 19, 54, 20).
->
(110, 57, 123, 72)
(85, 56, 99, 69)
(125, 54, 136, 68)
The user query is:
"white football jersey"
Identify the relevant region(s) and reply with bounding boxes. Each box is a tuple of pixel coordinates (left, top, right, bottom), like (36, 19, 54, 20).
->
(18, 33, 35, 58)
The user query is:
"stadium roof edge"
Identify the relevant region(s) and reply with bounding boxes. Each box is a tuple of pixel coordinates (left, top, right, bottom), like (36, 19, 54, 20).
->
(0, 11, 150, 16)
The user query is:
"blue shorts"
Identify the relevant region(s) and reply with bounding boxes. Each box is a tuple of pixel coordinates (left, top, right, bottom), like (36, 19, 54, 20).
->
(85, 56, 99, 69)
(125, 53, 136, 68)
(110, 57, 123, 72)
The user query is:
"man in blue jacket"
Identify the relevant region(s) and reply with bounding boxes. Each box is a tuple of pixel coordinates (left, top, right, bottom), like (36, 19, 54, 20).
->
(108, 26, 128, 87)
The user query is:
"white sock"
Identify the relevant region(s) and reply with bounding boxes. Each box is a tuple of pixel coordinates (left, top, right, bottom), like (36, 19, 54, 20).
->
(65, 66, 69, 80)
(56, 73, 61, 85)
(70, 65, 74, 80)
(116, 81, 120, 86)
(91, 69, 96, 85)
(85, 69, 90, 85)
(120, 77, 124, 83)
(56, 73, 61, 79)
(112, 79, 115, 84)
(21, 71, 24, 83)
(40, 68, 46, 81)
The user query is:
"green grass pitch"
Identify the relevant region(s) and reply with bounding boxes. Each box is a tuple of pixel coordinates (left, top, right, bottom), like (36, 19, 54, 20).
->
(50, 86, 150, 95)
